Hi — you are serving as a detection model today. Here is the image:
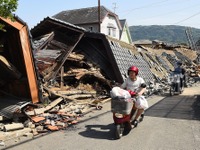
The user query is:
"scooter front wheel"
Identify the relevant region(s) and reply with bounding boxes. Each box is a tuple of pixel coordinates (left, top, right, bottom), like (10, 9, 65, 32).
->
(180, 85, 184, 94)
(115, 124, 124, 139)
(170, 87, 175, 96)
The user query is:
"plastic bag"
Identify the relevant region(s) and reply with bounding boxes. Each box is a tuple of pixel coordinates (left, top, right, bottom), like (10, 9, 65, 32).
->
(135, 96, 148, 109)
(110, 87, 131, 99)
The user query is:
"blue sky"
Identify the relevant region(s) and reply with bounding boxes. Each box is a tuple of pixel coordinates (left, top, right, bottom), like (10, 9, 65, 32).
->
(15, 0, 200, 29)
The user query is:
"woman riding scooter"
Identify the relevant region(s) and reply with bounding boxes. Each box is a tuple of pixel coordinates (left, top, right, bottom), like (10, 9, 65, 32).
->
(121, 66, 147, 127)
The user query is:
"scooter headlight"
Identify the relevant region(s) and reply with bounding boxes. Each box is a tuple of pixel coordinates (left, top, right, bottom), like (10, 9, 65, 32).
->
(115, 113, 124, 118)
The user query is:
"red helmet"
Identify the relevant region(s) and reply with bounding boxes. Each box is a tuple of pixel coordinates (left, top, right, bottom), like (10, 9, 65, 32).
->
(128, 66, 139, 75)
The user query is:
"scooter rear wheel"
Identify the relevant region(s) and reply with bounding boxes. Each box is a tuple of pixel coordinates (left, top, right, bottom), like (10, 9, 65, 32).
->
(115, 124, 124, 139)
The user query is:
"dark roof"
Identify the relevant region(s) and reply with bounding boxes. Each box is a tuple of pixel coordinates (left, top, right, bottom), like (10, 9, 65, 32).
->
(119, 19, 126, 29)
(119, 19, 126, 37)
(31, 17, 85, 38)
(53, 6, 118, 25)
(108, 39, 155, 83)
(75, 32, 155, 84)
(74, 32, 122, 82)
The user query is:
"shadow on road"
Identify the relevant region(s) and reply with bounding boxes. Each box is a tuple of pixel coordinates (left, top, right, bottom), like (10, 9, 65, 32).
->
(145, 94, 200, 121)
(78, 123, 116, 140)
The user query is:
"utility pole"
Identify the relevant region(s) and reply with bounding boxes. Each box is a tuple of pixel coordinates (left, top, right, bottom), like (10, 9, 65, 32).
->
(113, 2, 117, 13)
(185, 27, 200, 63)
(185, 27, 196, 51)
(98, 0, 101, 32)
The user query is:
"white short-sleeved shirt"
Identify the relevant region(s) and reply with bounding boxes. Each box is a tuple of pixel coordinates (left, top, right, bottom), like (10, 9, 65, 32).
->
(121, 76, 145, 92)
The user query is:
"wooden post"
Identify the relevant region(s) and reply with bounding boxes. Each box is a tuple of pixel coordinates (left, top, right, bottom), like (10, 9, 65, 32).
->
(98, 0, 101, 32)
(60, 66, 64, 90)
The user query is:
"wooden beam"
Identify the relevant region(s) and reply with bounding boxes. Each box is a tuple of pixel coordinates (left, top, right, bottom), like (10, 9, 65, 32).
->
(0, 17, 24, 30)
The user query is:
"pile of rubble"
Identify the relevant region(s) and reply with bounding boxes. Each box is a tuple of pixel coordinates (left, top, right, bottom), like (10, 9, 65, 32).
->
(0, 50, 114, 144)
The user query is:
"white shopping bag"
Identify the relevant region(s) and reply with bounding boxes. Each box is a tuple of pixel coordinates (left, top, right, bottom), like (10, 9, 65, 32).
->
(110, 87, 131, 99)
(135, 96, 148, 109)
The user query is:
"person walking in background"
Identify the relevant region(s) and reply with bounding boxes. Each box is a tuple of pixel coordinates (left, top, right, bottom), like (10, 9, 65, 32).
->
(174, 61, 186, 89)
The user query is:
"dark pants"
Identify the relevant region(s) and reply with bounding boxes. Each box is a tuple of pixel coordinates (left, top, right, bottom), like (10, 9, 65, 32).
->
(180, 75, 185, 88)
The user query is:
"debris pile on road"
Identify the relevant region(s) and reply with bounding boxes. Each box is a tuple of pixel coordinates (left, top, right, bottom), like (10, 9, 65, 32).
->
(188, 65, 200, 77)
(0, 51, 113, 141)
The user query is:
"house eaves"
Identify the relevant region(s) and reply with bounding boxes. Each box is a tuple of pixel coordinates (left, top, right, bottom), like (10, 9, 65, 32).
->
(31, 17, 85, 39)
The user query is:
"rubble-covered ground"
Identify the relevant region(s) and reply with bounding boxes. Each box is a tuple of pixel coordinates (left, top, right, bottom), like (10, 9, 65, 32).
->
(1, 42, 200, 146)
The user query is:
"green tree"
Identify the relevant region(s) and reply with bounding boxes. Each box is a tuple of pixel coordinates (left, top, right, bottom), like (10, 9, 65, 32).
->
(0, 0, 18, 18)
(0, 0, 18, 29)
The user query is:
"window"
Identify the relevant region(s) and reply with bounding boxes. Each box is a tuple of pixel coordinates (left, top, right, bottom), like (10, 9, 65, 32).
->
(113, 28, 116, 37)
(107, 27, 116, 37)
(108, 28, 111, 35)
(89, 26, 93, 31)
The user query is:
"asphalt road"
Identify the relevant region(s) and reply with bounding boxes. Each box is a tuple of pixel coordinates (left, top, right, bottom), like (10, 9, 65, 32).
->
(2, 84, 200, 150)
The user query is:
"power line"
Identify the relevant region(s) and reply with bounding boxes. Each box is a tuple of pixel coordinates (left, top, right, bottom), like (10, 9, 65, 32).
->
(146, 3, 200, 19)
(119, 0, 198, 20)
(174, 11, 200, 25)
(112, 2, 117, 13)
(120, 0, 169, 17)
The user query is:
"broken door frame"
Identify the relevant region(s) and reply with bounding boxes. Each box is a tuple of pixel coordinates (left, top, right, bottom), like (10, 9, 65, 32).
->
(0, 17, 40, 103)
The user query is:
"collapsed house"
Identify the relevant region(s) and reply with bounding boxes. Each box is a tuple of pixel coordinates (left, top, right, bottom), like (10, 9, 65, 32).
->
(0, 15, 199, 142)
(30, 17, 158, 100)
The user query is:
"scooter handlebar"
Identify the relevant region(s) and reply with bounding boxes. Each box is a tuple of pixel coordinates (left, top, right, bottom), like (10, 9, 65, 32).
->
(127, 90, 137, 97)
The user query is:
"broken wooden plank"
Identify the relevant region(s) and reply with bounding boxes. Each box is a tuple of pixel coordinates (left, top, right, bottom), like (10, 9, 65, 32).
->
(57, 90, 96, 95)
(68, 94, 94, 99)
(43, 86, 78, 102)
(60, 66, 64, 90)
(100, 98, 112, 104)
(25, 97, 64, 116)
(44, 97, 63, 111)
(68, 53, 84, 60)
(0, 55, 22, 79)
